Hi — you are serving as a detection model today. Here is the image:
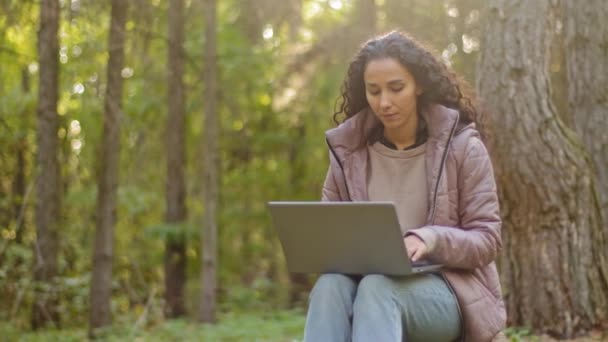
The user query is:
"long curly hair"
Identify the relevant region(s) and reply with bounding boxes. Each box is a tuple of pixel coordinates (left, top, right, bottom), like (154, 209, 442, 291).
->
(334, 31, 488, 142)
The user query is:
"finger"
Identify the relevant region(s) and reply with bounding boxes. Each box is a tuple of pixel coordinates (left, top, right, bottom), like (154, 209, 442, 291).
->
(411, 249, 419, 262)
(411, 246, 426, 262)
(406, 245, 417, 259)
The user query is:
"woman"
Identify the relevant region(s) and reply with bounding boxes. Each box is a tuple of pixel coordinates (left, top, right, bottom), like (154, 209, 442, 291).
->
(304, 31, 506, 342)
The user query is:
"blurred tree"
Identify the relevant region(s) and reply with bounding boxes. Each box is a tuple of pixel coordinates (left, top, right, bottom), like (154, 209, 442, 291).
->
(280, 0, 378, 307)
(286, 123, 310, 307)
(164, 0, 187, 319)
(354, 0, 377, 34)
(32, 0, 61, 330)
(12, 67, 30, 244)
(286, 0, 303, 41)
(236, 0, 301, 45)
(295, 0, 375, 65)
(477, 0, 608, 337)
(384, 0, 444, 46)
(384, 0, 483, 83)
(2, 0, 570, 333)
(562, 0, 608, 226)
(200, 0, 219, 324)
(89, 0, 128, 334)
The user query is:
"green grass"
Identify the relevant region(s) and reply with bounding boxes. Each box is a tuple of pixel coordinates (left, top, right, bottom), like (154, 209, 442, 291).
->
(2, 314, 606, 342)
(0, 310, 306, 342)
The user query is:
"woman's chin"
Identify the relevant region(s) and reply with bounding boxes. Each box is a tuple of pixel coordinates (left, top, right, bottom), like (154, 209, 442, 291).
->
(382, 120, 404, 130)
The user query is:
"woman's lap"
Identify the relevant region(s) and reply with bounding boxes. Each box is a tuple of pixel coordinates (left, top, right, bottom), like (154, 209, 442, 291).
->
(366, 273, 461, 341)
(306, 273, 461, 342)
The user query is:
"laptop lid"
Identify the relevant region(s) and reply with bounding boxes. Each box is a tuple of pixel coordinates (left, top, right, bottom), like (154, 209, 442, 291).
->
(268, 201, 440, 276)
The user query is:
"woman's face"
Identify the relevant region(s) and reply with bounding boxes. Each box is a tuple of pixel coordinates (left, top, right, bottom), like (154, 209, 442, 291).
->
(363, 57, 422, 132)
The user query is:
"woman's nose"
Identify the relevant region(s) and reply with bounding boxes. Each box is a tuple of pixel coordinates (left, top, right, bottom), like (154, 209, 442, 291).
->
(380, 93, 391, 110)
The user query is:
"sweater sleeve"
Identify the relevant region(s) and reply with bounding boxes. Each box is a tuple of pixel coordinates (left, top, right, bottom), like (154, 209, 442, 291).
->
(407, 137, 502, 269)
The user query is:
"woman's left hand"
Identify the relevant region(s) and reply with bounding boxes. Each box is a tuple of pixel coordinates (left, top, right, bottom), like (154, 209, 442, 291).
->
(404, 235, 428, 262)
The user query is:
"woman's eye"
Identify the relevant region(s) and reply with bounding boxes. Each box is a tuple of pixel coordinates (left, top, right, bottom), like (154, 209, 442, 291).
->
(368, 90, 380, 96)
(391, 87, 404, 92)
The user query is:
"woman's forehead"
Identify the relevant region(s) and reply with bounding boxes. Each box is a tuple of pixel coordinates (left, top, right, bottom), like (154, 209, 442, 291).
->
(364, 58, 414, 82)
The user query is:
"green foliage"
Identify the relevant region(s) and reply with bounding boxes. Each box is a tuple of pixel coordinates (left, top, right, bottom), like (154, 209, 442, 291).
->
(0, 0, 489, 332)
(144, 221, 198, 242)
(504, 327, 537, 342)
(0, 309, 306, 341)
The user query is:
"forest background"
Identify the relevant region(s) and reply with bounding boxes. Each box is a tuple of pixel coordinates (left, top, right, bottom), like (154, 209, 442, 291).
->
(1, 0, 607, 341)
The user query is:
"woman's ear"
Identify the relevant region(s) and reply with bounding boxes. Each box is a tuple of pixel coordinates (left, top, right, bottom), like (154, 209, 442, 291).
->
(415, 87, 423, 96)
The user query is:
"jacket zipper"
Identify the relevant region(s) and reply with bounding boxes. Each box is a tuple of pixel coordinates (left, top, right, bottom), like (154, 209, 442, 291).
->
(326, 139, 352, 201)
(429, 112, 465, 341)
(430, 111, 459, 225)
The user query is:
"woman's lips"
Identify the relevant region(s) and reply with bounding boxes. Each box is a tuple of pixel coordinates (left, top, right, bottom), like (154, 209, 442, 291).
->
(382, 113, 399, 120)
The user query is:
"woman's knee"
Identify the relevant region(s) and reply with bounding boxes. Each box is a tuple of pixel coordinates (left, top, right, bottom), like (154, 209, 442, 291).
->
(309, 273, 357, 302)
(357, 274, 394, 297)
(354, 274, 395, 309)
(352, 275, 398, 322)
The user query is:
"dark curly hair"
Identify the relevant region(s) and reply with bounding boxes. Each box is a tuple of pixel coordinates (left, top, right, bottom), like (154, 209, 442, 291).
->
(334, 31, 488, 143)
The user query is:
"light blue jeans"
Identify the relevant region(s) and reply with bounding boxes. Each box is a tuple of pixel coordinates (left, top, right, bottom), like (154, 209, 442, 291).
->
(304, 273, 461, 342)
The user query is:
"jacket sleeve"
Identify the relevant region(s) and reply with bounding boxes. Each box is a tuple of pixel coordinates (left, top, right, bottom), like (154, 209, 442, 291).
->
(408, 137, 502, 269)
(321, 152, 343, 202)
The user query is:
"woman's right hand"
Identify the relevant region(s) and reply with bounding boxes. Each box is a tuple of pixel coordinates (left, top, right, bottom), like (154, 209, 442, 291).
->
(404, 235, 428, 262)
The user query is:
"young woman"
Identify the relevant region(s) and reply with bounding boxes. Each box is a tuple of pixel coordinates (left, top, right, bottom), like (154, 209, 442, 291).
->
(304, 31, 506, 342)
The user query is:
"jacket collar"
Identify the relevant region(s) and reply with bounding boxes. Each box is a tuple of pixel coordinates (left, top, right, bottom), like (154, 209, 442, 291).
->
(325, 104, 462, 159)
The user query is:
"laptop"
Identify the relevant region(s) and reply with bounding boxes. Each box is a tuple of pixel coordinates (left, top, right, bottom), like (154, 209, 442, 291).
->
(267, 201, 442, 276)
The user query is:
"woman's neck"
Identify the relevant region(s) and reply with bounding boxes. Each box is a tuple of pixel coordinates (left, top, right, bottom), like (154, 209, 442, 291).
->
(383, 117, 419, 150)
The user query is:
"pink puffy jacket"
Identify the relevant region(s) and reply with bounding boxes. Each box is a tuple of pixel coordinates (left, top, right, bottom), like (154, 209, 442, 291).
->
(322, 104, 506, 342)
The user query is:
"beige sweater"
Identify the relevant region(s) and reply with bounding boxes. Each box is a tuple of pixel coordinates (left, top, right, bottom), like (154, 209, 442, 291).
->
(367, 141, 428, 236)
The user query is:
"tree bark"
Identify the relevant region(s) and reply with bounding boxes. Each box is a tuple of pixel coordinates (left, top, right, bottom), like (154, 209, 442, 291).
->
(354, 0, 377, 36)
(236, 1, 260, 44)
(286, 0, 302, 41)
(199, 0, 219, 323)
(89, 0, 127, 334)
(477, 0, 608, 337)
(14, 67, 30, 244)
(385, 0, 414, 29)
(164, 0, 187, 319)
(32, 0, 61, 329)
(561, 0, 608, 228)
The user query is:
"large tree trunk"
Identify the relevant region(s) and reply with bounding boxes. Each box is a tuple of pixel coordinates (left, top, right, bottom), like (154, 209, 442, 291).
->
(199, 0, 219, 323)
(561, 0, 608, 227)
(32, 0, 61, 329)
(477, 0, 608, 338)
(164, 0, 187, 319)
(89, 0, 127, 334)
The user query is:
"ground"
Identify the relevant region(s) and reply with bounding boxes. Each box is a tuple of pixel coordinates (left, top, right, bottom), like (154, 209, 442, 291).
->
(1, 310, 606, 341)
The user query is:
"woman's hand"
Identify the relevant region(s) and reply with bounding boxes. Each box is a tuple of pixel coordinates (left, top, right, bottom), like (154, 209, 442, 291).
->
(404, 235, 428, 262)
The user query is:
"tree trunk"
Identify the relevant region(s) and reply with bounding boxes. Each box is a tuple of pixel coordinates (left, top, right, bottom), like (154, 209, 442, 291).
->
(561, 0, 608, 227)
(14, 67, 29, 244)
(32, 0, 61, 329)
(477, 0, 608, 337)
(354, 0, 377, 35)
(89, 0, 127, 334)
(237, 0, 263, 44)
(199, 0, 219, 323)
(286, 0, 302, 41)
(164, 0, 187, 319)
(287, 124, 310, 306)
(385, 0, 414, 30)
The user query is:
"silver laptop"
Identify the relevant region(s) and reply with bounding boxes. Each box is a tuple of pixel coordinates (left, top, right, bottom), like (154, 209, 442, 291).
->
(267, 201, 442, 276)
